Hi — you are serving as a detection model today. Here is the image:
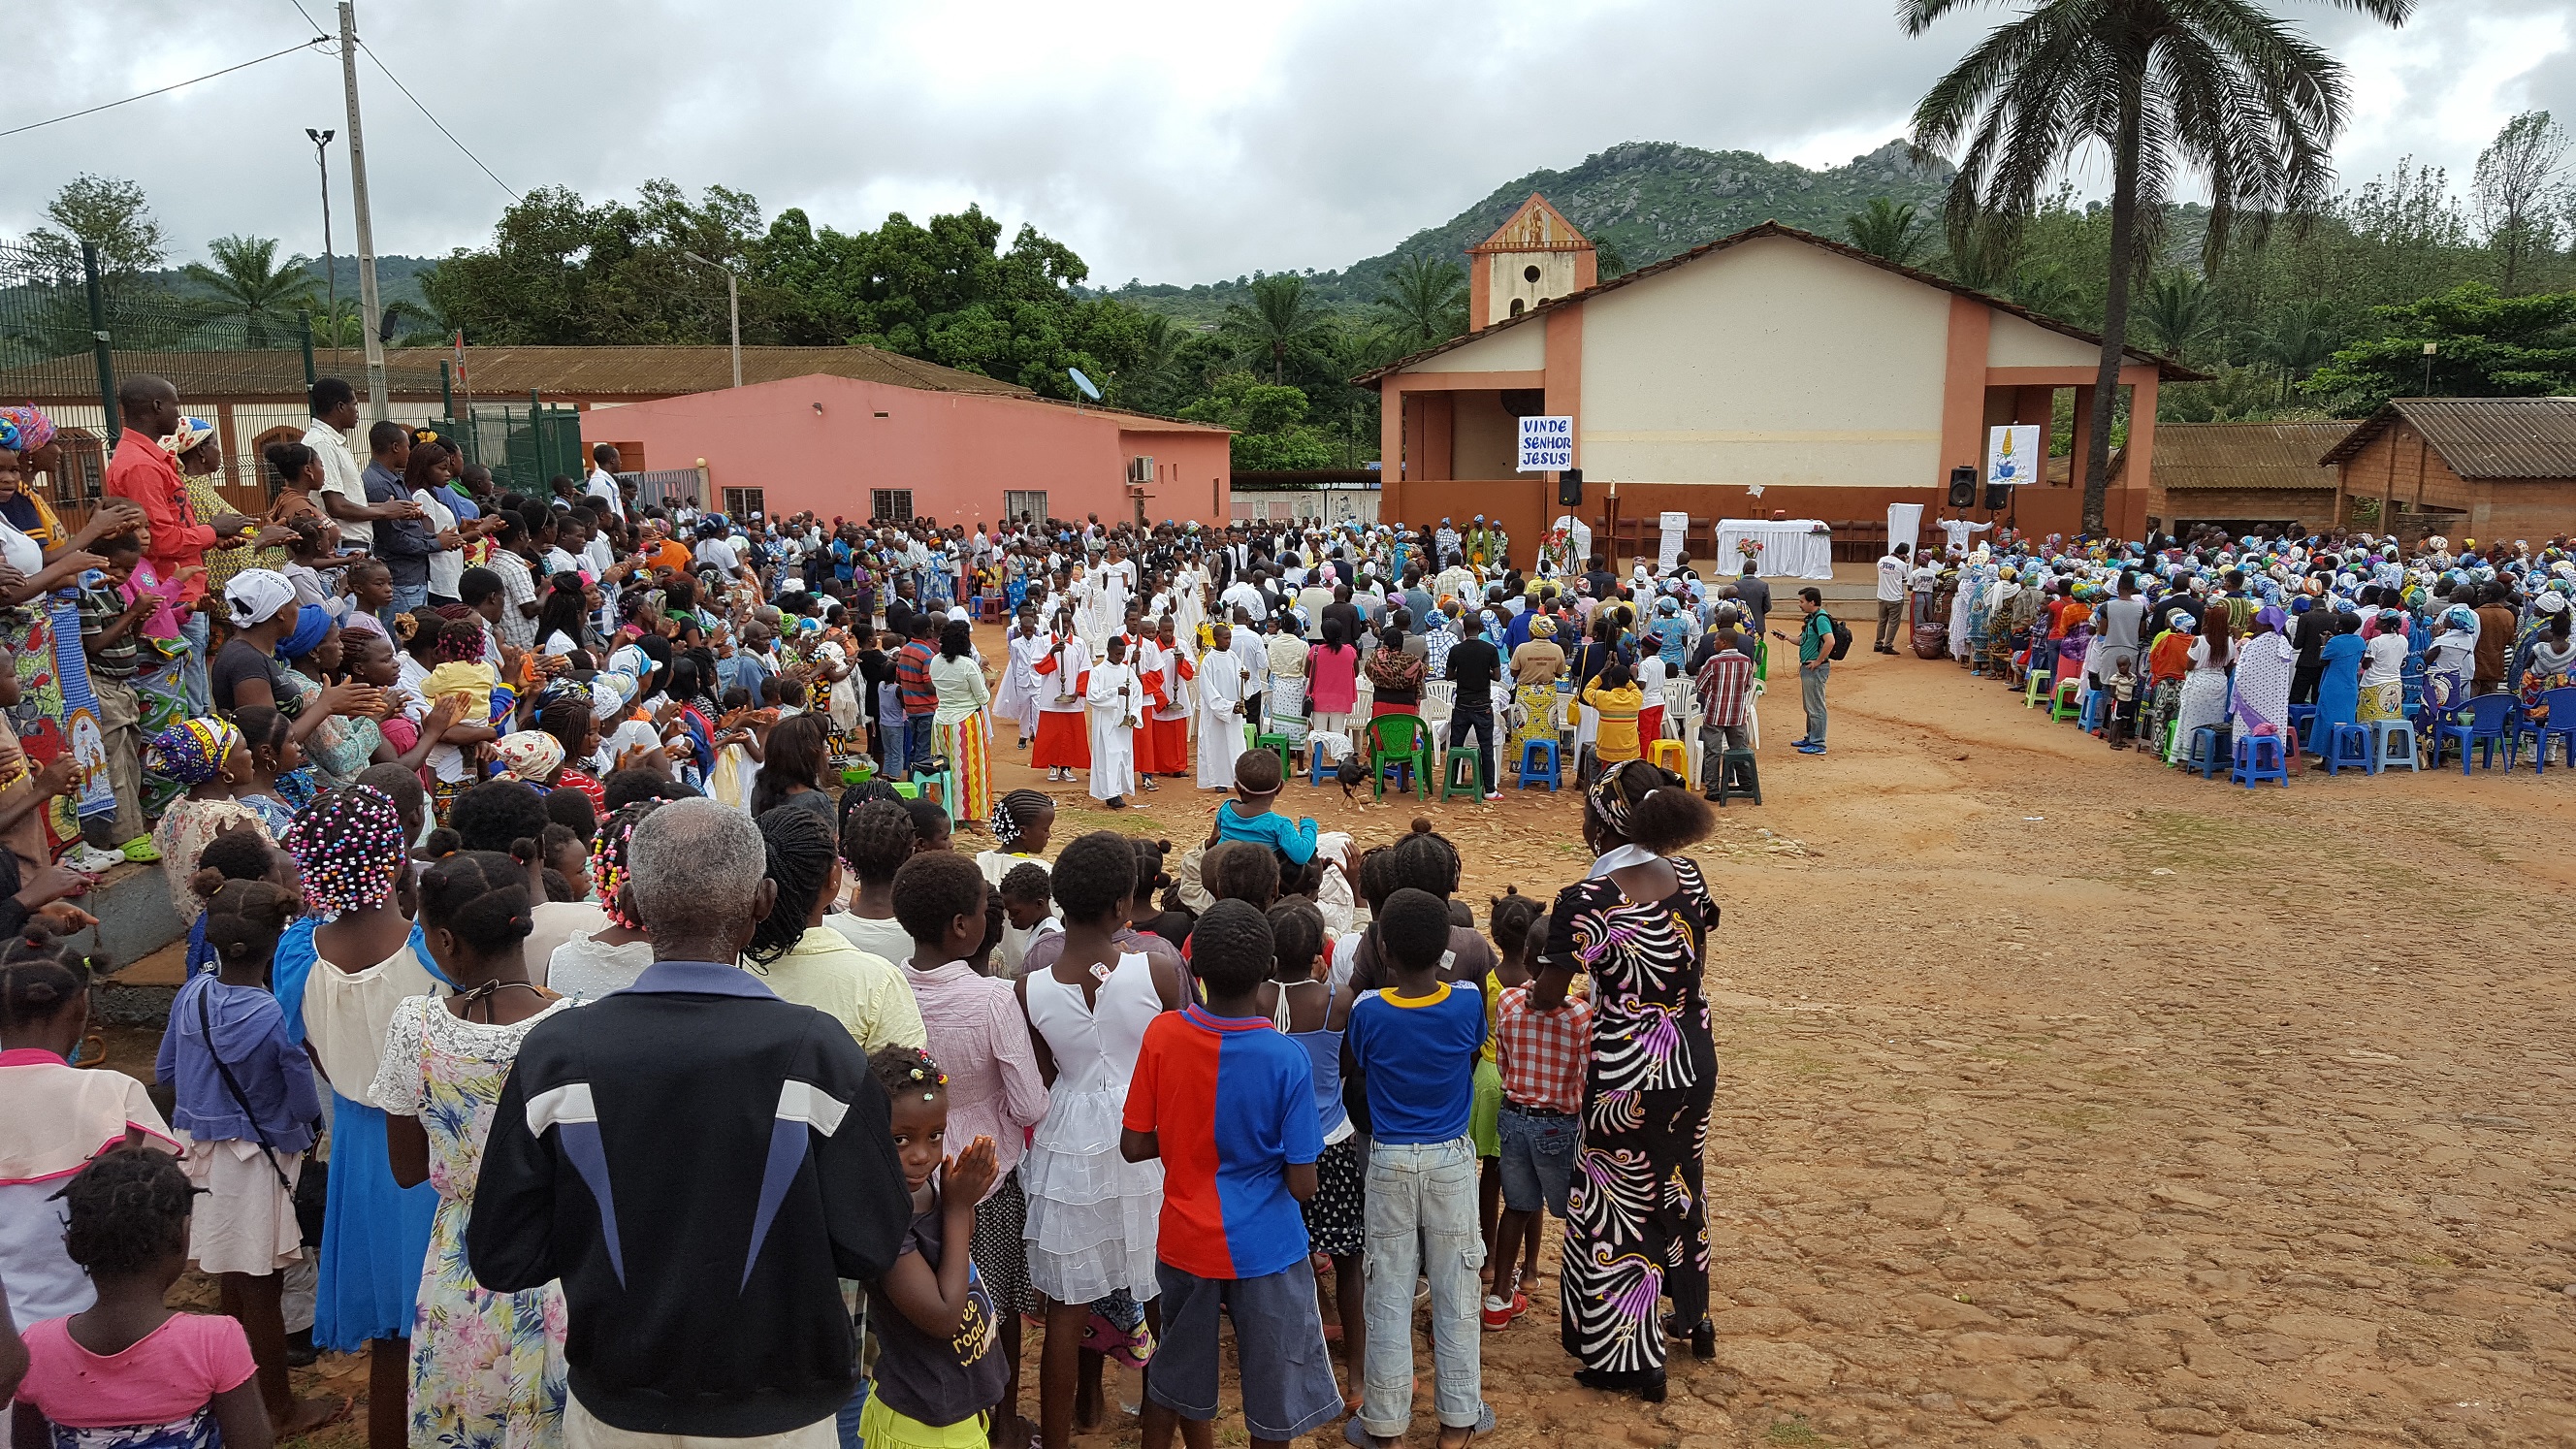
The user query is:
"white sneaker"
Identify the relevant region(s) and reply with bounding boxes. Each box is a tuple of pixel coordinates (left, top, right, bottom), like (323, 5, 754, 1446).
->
(62, 844, 124, 873)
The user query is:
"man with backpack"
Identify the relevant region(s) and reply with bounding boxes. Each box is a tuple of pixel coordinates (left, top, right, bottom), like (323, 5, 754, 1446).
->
(1781, 587, 1846, 755)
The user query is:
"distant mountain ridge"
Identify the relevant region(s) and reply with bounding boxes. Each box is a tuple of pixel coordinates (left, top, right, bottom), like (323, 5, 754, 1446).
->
(1099, 139, 1952, 323)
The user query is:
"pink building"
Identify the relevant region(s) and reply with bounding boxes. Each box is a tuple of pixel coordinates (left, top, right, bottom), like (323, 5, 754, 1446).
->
(581, 370, 1231, 528)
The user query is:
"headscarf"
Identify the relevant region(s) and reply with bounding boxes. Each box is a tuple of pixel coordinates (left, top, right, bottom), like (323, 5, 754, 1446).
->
(159, 416, 216, 458)
(1588, 758, 1662, 842)
(143, 718, 243, 786)
(280, 786, 405, 920)
(0, 406, 54, 453)
(591, 671, 639, 721)
(224, 568, 298, 628)
(1530, 614, 1559, 639)
(490, 730, 565, 785)
(0, 417, 18, 453)
(280, 604, 335, 660)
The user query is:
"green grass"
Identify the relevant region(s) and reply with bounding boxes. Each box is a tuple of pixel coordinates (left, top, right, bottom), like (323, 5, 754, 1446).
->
(1766, 1419, 1839, 1447)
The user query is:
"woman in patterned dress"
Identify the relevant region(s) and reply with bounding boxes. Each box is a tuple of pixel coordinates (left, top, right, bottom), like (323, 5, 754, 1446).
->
(372, 850, 570, 1449)
(1533, 759, 1718, 1401)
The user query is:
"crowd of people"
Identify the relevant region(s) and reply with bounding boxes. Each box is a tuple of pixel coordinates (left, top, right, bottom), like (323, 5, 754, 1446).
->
(0, 411, 1766, 1449)
(1883, 517, 2576, 769)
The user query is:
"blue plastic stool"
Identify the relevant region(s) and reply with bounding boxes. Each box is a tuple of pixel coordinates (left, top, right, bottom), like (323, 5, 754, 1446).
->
(2186, 725, 2232, 779)
(2317, 723, 2373, 775)
(2231, 733, 2288, 789)
(2287, 703, 2319, 752)
(2077, 689, 2107, 733)
(1516, 737, 1562, 792)
(2367, 720, 2419, 773)
(1308, 743, 1335, 787)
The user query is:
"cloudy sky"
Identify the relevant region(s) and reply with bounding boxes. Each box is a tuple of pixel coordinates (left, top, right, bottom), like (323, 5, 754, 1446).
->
(9, 0, 2570, 285)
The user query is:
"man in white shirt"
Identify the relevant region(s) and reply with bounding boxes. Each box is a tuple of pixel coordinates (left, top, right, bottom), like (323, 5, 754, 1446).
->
(1874, 542, 1912, 654)
(585, 444, 626, 520)
(301, 376, 414, 551)
(1935, 515, 1991, 557)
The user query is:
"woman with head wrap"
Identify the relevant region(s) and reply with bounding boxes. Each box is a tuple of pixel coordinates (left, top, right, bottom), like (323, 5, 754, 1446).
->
(162, 415, 274, 603)
(2359, 610, 2411, 724)
(2424, 604, 2482, 710)
(2316, 611, 2368, 734)
(279, 607, 383, 789)
(2518, 601, 2576, 727)
(276, 785, 449, 1381)
(1505, 610, 1566, 764)
(2228, 606, 2300, 742)
(2166, 611, 2235, 764)
(143, 717, 270, 919)
(1539, 758, 1719, 1393)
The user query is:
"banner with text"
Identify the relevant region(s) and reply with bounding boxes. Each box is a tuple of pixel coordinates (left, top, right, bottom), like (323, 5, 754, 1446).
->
(1517, 415, 1573, 472)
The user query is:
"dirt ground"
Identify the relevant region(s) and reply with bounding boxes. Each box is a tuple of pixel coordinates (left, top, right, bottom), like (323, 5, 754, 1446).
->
(151, 636, 2576, 1448)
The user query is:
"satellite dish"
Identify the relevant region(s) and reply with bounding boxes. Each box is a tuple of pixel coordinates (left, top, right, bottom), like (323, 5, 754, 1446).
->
(1067, 368, 1101, 401)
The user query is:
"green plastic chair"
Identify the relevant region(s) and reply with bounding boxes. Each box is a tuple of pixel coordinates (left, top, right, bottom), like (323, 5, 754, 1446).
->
(1440, 746, 1485, 802)
(1251, 732, 1294, 774)
(1368, 715, 1433, 800)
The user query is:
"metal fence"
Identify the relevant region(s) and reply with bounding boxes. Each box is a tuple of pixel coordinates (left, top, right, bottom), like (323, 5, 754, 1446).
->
(427, 399, 586, 499)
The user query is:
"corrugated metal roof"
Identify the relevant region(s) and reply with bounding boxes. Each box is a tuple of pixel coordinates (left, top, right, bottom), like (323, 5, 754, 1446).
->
(2112, 421, 2350, 492)
(1355, 219, 2206, 385)
(0, 344, 1036, 402)
(2317, 397, 2576, 478)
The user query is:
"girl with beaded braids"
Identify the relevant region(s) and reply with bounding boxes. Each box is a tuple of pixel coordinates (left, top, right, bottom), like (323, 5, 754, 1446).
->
(0, 930, 179, 1330)
(277, 785, 444, 1441)
(747, 804, 925, 1052)
(372, 851, 570, 1449)
(974, 789, 1055, 892)
(858, 1043, 1005, 1449)
(156, 879, 335, 1436)
(13, 1145, 275, 1449)
(540, 799, 660, 1000)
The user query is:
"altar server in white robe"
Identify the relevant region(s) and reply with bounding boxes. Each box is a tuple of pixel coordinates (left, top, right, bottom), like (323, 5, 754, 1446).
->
(1085, 633, 1143, 806)
(1195, 623, 1250, 790)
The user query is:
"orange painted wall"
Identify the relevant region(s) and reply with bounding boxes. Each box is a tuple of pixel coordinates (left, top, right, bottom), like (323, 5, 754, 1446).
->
(580, 374, 1223, 524)
(1124, 430, 1235, 526)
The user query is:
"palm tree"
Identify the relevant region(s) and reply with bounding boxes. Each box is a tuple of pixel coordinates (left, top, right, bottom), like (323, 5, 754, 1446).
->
(180, 235, 317, 348)
(2134, 270, 2215, 358)
(1221, 274, 1334, 383)
(1845, 198, 1930, 265)
(1937, 217, 2020, 292)
(2253, 299, 2340, 401)
(2009, 258, 2083, 322)
(1905, 0, 2415, 532)
(1372, 252, 1467, 351)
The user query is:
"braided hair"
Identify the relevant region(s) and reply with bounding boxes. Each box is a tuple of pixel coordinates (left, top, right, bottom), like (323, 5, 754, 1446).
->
(197, 880, 302, 974)
(280, 785, 405, 919)
(1487, 886, 1543, 961)
(840, 798, 916, 887)
(0, 926, 101, 1029)
(867, 1044, 948, 1105)
(417, 851, 534, 956)
(57, 1143, 193, 1277)
(987, 789, 1053, 851)
(430, 604, 486, 663)
(590, 800, 662, 931)
(747, 804, 838, 967)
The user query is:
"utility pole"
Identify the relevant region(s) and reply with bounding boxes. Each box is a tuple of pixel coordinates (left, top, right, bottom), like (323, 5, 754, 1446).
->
(338, 2, 387, 420)
(684, 251, 742, 388)
(306, 128, 336, 362)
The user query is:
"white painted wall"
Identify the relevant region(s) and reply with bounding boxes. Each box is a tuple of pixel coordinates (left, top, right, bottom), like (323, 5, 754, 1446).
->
(1985, 311, 2105, 369)
(1575, 235, 1950, 489)
(1410, 321, 1544, 373)
(1485, 250, 1584, 327)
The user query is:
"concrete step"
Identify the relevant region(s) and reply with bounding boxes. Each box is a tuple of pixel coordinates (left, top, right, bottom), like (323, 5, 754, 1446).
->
(75, 861, 189, 1026)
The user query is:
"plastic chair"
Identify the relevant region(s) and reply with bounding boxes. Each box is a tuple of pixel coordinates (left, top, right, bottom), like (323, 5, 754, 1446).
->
(2231, 733, 2289, 789)
(1251, 732, 1293, 775)
(2186, 724, 2232, 780)
(2367, 720, 2420, 773)
(1368, 715, 1433, 800)
(2077, 689, 2106, 733)
(1516, 737, 1562, 792)
(2523, 689, 2576, 774)
(2023, 669, 2053, 710)
(1440, 748, 1485, 802)
(2287, 703, 2319, 752)
(1645, 738, 1689, 775)
(2049, 678, 2083, 722)
(1712, 749, 1761, 807)
(2317, 723, 2374, 776)
(2429, 693, 2516, 775)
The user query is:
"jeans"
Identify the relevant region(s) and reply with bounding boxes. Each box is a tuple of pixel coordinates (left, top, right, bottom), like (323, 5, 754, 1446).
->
(1799, 660, 1830, 744)
(1875, 599, 1905, 650)
(1362, 1137, 1485, 1438)
(1495, 1104, 1577, 1216)
(832, 1376, 869, 1449)
(1446, 705, 1497, 793)
(905, 714, 934, 772)
(178, 612, 210, 716)
(878, 714, 907, 778)
(390, 580, 429, 617)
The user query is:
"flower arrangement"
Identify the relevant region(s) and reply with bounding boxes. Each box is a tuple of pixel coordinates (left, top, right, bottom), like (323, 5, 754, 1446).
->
(1736, 537, 1765, 564)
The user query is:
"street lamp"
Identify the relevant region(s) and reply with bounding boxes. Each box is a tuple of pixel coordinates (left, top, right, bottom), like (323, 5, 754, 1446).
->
(306, 127, 336, 353)
(2422, 340, 2437, 397)
(683, 250, 742, 388)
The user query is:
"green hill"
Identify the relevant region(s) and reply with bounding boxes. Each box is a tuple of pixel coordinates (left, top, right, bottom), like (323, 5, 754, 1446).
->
(1097, 139, 1952, 325)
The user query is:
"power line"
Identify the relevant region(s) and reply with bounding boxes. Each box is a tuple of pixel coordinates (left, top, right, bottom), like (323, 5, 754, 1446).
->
(355, 38, 520, 201)
(0, 39, 328, 140)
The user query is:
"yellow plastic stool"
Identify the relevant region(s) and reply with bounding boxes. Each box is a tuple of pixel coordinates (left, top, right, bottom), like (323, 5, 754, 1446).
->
(1645, 738, 1690, 775)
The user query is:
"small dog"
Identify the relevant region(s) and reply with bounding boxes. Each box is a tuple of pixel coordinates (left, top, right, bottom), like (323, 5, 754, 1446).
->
(1336, 755, 1370, 802)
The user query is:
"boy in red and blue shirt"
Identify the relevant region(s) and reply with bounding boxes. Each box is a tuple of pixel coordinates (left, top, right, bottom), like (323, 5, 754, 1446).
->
(1121, 899, 1342, 1449)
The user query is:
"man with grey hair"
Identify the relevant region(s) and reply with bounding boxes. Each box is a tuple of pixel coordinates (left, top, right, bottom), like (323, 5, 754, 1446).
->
(471, 798, 913, 1446)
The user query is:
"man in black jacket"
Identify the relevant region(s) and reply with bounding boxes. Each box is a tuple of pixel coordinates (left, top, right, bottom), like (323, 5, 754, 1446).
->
(469, 798, 912, 1445)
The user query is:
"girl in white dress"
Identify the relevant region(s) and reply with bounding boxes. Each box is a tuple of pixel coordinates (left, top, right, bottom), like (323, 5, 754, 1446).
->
(1014, 833, 1184, 1449)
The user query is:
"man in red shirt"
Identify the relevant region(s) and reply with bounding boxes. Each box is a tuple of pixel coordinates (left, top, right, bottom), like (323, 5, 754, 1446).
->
(102, 376, 217, 711)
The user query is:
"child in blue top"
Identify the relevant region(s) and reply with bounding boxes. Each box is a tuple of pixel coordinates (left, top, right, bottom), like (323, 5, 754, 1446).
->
(1340, 887, 1490, 1449)
(1210, 750, 1318, 865)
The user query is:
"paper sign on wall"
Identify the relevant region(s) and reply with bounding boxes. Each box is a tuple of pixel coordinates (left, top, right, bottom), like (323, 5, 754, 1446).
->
(1985, 425, 2040, 489)
(1517, 415, 1573, 472)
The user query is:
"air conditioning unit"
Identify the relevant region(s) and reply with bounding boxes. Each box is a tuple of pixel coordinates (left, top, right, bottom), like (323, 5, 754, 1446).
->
(1126, 456, 1153, 485)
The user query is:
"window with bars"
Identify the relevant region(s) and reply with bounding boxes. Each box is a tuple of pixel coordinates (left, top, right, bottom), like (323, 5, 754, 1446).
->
(871, 489, 915, 524)
(1003, 490, 1047, 525)
(722, 486, 765, 521)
